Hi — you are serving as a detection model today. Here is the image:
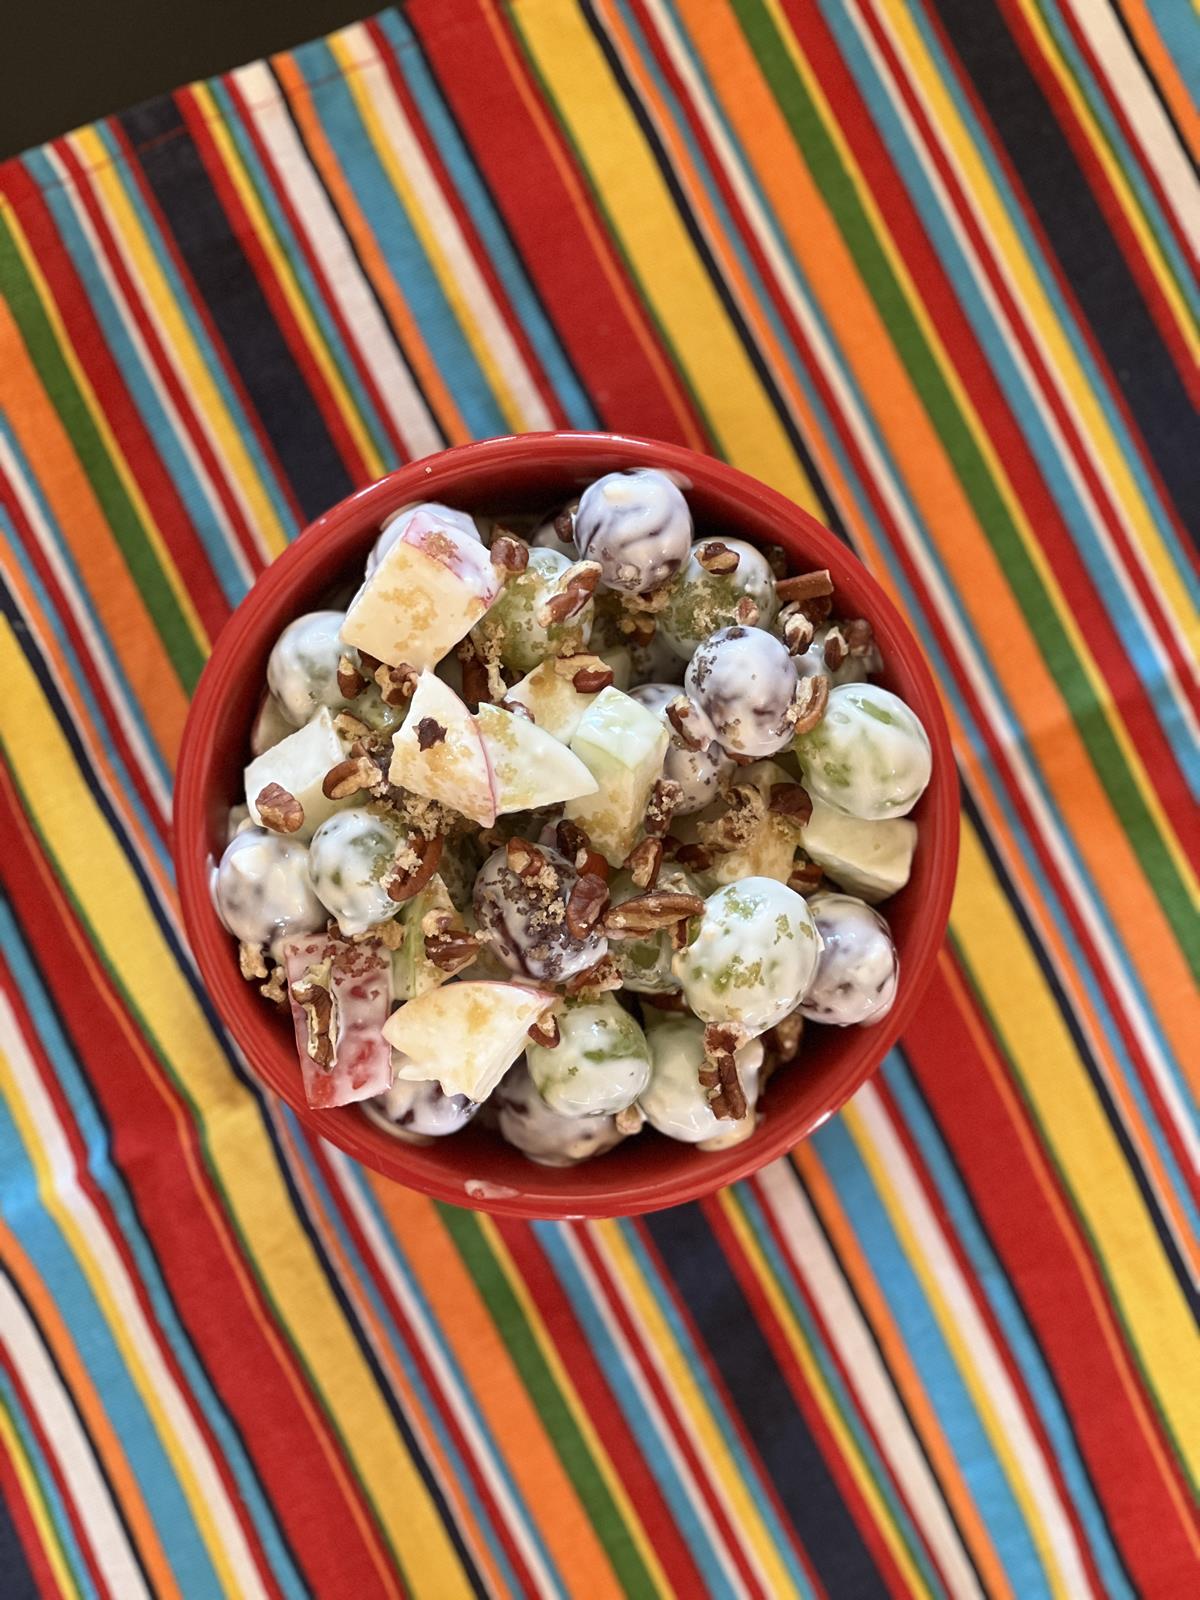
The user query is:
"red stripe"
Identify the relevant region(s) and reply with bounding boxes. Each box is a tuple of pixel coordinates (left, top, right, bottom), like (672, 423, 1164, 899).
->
(780, 0, 1200, 868)
(0, 163, 229, 642)
(0, 1343, 112, 1599)
(495, 1219, 710, 1596)
(701, 1197, 915, 1599)
(407, 0, 713, 449)
(0, 770, 401, 1599)
(174, 91, 373, 489)
(904, 955, 1200, 1592)
(51, 138, 265, 582)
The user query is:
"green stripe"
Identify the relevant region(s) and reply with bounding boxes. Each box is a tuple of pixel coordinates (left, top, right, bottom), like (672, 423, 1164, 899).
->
(732, 0, 1199, 974)
(437, 1203, 662, 1598)
(0, 209, 204, 693)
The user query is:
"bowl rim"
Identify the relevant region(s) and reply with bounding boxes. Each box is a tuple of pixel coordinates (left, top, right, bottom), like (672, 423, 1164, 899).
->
(173, 431, 959, 1218)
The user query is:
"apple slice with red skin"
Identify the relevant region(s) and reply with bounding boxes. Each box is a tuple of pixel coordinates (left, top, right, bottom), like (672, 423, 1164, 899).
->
(283, 933, 393, 1108)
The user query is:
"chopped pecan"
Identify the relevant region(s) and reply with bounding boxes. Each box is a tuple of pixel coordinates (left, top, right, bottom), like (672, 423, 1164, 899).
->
(699, 784, 765, 852)
(695, 540, 740, 575)
(624, 836, 663, 891)
(556, 819, 592, 870)
(790, 673, 830, 736)
(734, 596, 760, 626)
(563, 954, 623, 995)
(416, 717, 446, 751)
(238, 941, 268, 980)
(333, 709, 372, 741)
(645, 779, 683, 838)
(668, 917, 694, 952)
(337, 655, 368, 698)
(292, 973, 336, 1070)
(780, 605, 815, 656)
(527, 1013, 561, 1049)
(322, 756, 379, 800)
(256, 782, 304, 834)
(700, 1023, 748, 1120)
(456, 640, 491, 710)
(499, 696, 534, 723)
(641, 990, 688, 1013)
(424, 929, 481, 975)
(842, 617, 876, 658)
(552, 650, 608, 685)
(666, 694, 706, 751)
(552, 506, 575, 543)
(357, 650, 382, 674)
(376, 917, 406, 951)
(259, 965, 288, 1005)
(615, 1103, 646, 1136)
(505, 837, 544, 878)
(822, 626, 848, 672)
(769, 782, 813, 824)
(788, 857, 824, 894)
(766, 1010, 804, 1067)
(538, 560, 601, 625)
(673, 841, 713, 872)
(764, 543, 788, 579)
(385, 834, 444, 902)
(374, 661, 418, 706)
(572, 662, 614, 693)
(490, 532, 530, 574)
(775, 568, 834, 604)
(616, 611, 656, 647)
(604, 890, 705, 938)
(565, 873, 609, 939)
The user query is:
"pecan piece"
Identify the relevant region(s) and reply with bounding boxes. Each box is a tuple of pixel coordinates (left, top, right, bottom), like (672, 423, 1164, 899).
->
(666, 694, 706, 751)
(256, 782, 304, 834)
(556, 819, 593, 870)
(624, 836, 663, 891)
(572, 662, 614, 693)
(416, 717, 446, 751)
(700, 1023, 747, 1121)
(322, 755, 379, 800)
(565, 873, 609, 939)
(790, 673, 830, 736)
(734, 595, 760, 626)
(641, 990, 688, 1013)
(456, 640, 491, 711)
(238, 941, 268, 980)
(645, 779, 683, 839)
(374, 661, 418, 707)
(505, 837, 545, 878)
(538, 560, 601, 625)
(775, 568, 834, 604)
(699, 784, 765, 853)
(766, 1010, 804, 1067)
(673, 841, 713, 872)
(616, 611, 656, 647)
(780, 605, 815, 656)
(842, 617, 876, 658)
(764, 543, 788, 579)
(604, 890, 705, 938)
(499, 696, 534, 723)
(259, 965, 288, 1006)
(424, 929, 481, 975)
(527, 1013, 561, 1049)
(385, 834, 444, 902)
(292, 973, 336, 1070)
(337, 655, 368, 698)
(490, 532, 530, 574)
(563, 954, 623, 995)
(333, 710, 372, 742)
(615, 1103, 646, 1136)
(822, 626, 848, 672)
(788, 857, 824, 894)
(769, 782, 813, 824)
(695, 540, 740, 576)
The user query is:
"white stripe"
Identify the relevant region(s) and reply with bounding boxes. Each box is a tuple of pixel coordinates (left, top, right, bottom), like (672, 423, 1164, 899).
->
(0, 993, 270, 1600)
(643, 0, 1200, 1244)
(326, 1150, 563, 1600)
(0, 1274, 151, 1598)
(234, 63, 444, 462)
(336, 23, 555, 434)
(853, 1088, 1097, 1597)
(755, 1160, 986, 1600)
(1060, 0, 1200, 256)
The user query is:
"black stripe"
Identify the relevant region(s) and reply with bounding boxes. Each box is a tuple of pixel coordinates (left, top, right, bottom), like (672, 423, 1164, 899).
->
(0, 1442, 44, 1600)
(117, 95, 355, 524)
(642, 1205, 891, 1598)
(928, 0, 1200, 537)
(579, 2, 849, 543)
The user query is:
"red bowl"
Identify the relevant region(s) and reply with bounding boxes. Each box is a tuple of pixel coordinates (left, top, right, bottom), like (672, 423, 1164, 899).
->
(174, 432, 958, 1218)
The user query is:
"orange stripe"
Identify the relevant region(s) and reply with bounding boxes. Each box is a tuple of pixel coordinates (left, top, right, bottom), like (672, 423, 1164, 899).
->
(793, 1146, 1016, 1599)
(366, 1177, 625, 1599)
(0, 297, 188, 767)
(677, 0, 1199, 1068)
(1099, 1, 1200, 168)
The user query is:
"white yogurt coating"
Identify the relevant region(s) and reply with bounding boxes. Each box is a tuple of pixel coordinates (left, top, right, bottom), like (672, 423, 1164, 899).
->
(366, 501, 483, 575)
(628, 683, 734, 814)
(363, 1078, 479, 1142)
(307, 808, 409, 937)
(793, 683, 931, 820)
(684, 625, 800, 759)
(794, 623, 880, 686)
(799, 893, 898, 1026)
(574, 469, 692, 595)
(213, 828, 326, 959)
(659, 539, 779, 659)
(526, 993, 651, 1116)
(641, 1013, 763, 1148)
(471, 546, 594, 673)
(266, 610, 398, 731)
(494, 1059, 625, 1166)
(673, 876, 823, 1035)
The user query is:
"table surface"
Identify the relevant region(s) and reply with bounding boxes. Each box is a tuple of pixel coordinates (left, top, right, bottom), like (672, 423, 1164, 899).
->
(0, 3, 1196, 1597)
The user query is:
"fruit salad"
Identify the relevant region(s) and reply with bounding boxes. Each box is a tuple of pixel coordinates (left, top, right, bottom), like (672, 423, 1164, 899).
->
(212, 472, 932, 1165)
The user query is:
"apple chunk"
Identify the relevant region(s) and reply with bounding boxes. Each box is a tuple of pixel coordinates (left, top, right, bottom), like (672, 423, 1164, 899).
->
(476, 703, 597, 813)
(565, 687, 669, 864)
(384, 981, 556, 1102)
(503, 659, 595, 742)
(341, 507, 503, 669)
(282, 932, 393, 1108)
(389, 672, 497, 826)
(800, 796, 917, 903)
(245, 706, 349, 841)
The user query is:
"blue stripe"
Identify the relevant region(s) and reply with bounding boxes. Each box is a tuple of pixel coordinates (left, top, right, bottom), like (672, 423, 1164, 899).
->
(0, 1364, 98, 1600)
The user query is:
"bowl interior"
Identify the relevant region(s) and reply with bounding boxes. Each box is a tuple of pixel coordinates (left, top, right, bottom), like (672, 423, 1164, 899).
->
(175, 433, 958, 1217)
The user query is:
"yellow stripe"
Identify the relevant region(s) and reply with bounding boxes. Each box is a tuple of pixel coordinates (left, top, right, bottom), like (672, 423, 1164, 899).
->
(952, 818, 1200, 1475)
(841, 1101, 1076, 1598)
(718, 1192, 935, 1598)
(595, 1222, 806, 1599)
(877, 0, 1200, 654)
(512, 0, 819, 508)
(766, 1, 1200, 896)
(327, 32, 535, 436)
(0, 620, 475, 1599)
(0, 1397, 82, 1600)
(188, 83, 385, 481)
(69, 128, 290, 562)
(1011, 0, 1199, 350)
(476, 1216, 673, 1596)
(2, 208, 210, 661)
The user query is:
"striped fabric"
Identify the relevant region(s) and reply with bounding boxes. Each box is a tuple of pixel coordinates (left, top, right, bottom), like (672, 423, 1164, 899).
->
(0, 1, 1196, 1594)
